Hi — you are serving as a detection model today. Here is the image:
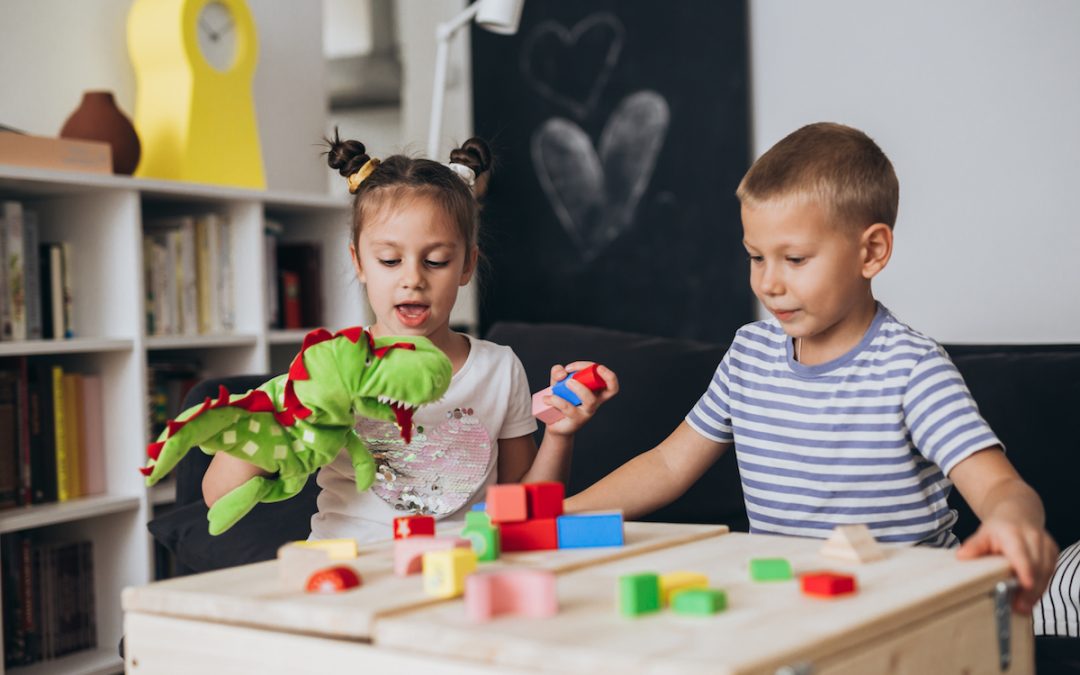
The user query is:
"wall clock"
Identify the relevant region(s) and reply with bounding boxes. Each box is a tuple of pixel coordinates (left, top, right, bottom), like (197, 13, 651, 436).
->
(128, 0, 265, 188)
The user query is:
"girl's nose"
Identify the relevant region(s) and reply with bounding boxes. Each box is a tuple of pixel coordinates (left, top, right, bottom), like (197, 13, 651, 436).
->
(400, 261, 425, 289)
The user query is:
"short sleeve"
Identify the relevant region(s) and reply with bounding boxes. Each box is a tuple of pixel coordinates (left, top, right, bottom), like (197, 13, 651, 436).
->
(902, 345, 1001, 475)
(685, 349, 735, 443)
(500, 352, 539, 439)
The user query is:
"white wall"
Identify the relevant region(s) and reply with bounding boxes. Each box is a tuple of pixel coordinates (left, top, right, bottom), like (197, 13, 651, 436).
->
(749, 0, 1080, 343)
(0, 0, 328, 193)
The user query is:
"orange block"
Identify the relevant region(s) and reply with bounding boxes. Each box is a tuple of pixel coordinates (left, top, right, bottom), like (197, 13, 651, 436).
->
(486, 484, 528, 523)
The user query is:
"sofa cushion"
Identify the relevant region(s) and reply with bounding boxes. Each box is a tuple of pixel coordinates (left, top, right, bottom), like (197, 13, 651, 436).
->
(486, 322, 748, 531)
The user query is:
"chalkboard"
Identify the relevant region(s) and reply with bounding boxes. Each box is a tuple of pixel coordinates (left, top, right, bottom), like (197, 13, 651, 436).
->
(472, 0, 753, 341)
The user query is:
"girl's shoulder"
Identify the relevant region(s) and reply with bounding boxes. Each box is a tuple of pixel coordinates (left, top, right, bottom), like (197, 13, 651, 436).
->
(458, 333, 526, 375)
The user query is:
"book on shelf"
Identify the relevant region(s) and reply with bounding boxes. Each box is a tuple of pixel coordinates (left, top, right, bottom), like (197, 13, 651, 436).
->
(1, 533, 97, 667)
(264, 219, 283, 328)
(23, 209, 42, 339)
(28, 360, 58, 504)
(277, 242, 323, 328)
(77, 375, 105, 497)
(0, 368, 18, 509)
(147, 361, 201, 439)
(2, 200, 27, 340)
(39, 242, 69, 340)
(60, 241, 74, 339)
(61, 373, 83, 500)
(0, 130, 111, 174)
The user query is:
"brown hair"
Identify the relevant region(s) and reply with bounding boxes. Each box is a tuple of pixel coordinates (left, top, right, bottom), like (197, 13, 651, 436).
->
(737, 122, 899, 230)
(325, 130, 493, 253)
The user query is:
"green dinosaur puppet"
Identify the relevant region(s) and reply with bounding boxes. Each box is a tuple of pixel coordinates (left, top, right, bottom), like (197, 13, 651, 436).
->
(141, 327, 452, 534)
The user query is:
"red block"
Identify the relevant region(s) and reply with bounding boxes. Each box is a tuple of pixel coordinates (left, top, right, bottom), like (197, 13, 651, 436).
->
(487, 484, 528, 523)
(306, 566, 362, 593)
(524, 482, 564, 519)
(800, 571, 857, 597)
(393, 515, 436, 539)
(499, 518, 559, 551)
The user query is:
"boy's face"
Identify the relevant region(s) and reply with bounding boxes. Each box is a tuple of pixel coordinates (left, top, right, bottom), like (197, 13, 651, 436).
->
(742, 199, 881, 348)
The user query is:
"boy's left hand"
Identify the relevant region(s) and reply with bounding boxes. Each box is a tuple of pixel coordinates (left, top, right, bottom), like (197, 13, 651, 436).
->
(956, 517, 1059, 614)
(542, 361, 619, 436)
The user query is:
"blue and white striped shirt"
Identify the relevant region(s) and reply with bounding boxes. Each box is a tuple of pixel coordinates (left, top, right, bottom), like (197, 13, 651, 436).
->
(686, 304, 1000, 547)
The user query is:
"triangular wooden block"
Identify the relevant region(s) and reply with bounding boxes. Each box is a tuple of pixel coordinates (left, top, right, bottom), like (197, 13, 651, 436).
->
(819, 524, 886, 563)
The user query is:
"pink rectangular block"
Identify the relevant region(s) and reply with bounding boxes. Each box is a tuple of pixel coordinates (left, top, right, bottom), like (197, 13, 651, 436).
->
(532, 387, 565, 425)
(393, 536, 471, 576)
(465, 569, 558, 622)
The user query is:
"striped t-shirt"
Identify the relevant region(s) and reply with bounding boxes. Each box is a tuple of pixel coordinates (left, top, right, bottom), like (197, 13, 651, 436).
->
(686, 303, 1000, 547)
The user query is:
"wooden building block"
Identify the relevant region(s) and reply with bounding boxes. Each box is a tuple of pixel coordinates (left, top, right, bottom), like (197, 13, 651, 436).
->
(499, 518, 559, 552)
(819, 524, 886, 563)
(525, 481, 565, 519)
(671, 588, 727, 616)
(486, 484, 528, 523)
(288, 538, 358, 559)
(659, 571, 708, 605)
(465, 569, 558, 623)
(277, 544, 336, 591)
(461, 511, 500, 562)
(305, 566, 362, 593)
(619, 573, 661, 618)
(393, 535, 472, 576)
(556, 512, 624, 549)
(393, 515, 436, 539)
(422, 548, 478, 599)
(749, 558, 793, 582)
(801, 571, 857, 598)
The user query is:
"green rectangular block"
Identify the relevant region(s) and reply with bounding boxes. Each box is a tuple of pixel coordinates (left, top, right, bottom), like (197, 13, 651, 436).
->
(749, 557, 793, 581)
(461, 518, 500, 562)
(671, 588, 727, 615)
(619, 572, 660, 617)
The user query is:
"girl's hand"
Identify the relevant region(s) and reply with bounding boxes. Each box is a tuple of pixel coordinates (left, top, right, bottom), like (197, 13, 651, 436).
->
(541, 361, 619, 436)
(956, 517, 1059, 614)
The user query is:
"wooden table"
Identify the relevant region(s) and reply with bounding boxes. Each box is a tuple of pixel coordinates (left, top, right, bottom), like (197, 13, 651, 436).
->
(122, 524, 1033, 674)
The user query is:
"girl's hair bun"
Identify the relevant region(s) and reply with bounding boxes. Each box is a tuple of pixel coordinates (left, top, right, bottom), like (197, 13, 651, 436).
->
(325, 127, 371, 177)
(449, 137, 492, 178)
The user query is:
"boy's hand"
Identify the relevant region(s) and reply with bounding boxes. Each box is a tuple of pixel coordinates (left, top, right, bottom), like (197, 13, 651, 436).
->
(542, 361, 619, 436)
(956, 517, 1059, 614)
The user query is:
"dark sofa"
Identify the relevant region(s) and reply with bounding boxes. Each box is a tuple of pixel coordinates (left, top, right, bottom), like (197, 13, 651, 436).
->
(149, 321, 1080, 671)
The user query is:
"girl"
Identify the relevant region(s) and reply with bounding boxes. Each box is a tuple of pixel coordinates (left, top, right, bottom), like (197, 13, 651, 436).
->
(203, 133, 618, 542)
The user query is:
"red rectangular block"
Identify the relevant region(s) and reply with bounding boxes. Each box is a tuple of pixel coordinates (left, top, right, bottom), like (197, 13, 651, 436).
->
(393, 515, 435, 539)
(524, 482, 564, 519)
(499, 518, 559, 552)
(800, 571, 857, 598)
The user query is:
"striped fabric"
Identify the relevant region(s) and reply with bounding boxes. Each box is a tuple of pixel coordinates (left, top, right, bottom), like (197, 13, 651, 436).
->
(1034, 541, 1080, 637)
(686, 304, 1000, 547)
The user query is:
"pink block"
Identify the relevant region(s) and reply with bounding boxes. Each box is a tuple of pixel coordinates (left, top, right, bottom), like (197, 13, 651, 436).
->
(465, 569, 558, 623)
(393, 536, 472, 576)
(532, 387, 565, 425)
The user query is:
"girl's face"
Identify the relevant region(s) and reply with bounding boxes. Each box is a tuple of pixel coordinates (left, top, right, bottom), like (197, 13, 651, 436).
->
(351, 195, 476, 341)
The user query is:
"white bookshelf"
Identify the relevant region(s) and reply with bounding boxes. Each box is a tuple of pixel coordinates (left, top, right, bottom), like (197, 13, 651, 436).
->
(0, 164, 365, 674)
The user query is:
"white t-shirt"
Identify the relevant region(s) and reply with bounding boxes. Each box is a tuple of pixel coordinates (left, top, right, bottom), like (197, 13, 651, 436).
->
(310, 334, 537, 542)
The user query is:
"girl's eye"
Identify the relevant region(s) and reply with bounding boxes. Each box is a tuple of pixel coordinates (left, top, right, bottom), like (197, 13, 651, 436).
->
(786, 256, 805, 265)
(378, 259, 400, 266)
(425, 259, 449, 268)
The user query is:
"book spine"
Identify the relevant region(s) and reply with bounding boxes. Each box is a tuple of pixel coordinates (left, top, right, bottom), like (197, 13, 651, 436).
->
(48, 244, 63, 340)
(0, 369, 19, 508)
(16, 356, 33, 505)
(23, 210, 41, 340)
(0, 202, 10, 340)
(29, 362, 57, 503)
(52, 365, 69, 502)
(77, 375, 105, 496)
(60, 242, 73, 338)
(62, 373, 82, 499)
(3, 201, 27, 340)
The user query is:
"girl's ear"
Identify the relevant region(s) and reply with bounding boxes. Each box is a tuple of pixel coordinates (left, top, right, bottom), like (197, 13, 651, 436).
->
(350, 244, 366, 284)
(460, 246, 479, 286)
(860, 223, 893, 280)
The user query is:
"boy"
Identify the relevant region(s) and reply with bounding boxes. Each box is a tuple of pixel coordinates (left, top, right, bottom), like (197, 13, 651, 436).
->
(565, 122, 1058, 613)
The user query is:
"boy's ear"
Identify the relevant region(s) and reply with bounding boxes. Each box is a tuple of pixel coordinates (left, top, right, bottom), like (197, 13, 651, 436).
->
(861, 223, 893, 280)
(350, 244, 367, 284)
(460, 246, 479, 286)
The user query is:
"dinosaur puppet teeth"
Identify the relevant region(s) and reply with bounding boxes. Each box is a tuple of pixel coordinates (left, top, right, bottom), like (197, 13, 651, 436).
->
(389, 401, 415, 445)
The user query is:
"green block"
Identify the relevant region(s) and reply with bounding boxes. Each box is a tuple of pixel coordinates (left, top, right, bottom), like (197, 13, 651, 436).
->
(749, 557, 793, 581)
(461, 522, 500, 562)
(465, 510, 492, 527)
(671, 588, 727, 616)
(619, 573, 661, 617)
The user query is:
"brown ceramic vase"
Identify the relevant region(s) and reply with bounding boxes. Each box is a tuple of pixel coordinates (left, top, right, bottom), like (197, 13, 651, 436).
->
(60, 91, 141, 175)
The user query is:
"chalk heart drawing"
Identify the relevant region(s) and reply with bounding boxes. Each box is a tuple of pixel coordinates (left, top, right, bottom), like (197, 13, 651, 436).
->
(532, 90, 670, 262)
(520, 12, 624, 120)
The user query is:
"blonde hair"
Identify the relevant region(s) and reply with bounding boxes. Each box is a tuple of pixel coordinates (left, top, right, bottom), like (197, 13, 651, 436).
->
(737, 122, 899, 230)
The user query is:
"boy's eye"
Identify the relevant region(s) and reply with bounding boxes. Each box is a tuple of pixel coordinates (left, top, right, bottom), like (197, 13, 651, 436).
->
(378, 258, 400, 266)
(747, 255, 764, 264)
(425, 259, 450, 268)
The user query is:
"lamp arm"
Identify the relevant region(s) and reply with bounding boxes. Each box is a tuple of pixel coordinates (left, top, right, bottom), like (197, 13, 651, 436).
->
(427, 3, 482, 159)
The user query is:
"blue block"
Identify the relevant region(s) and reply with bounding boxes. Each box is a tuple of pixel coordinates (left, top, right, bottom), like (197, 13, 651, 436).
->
(471, 502, 486, 511)
(556, 513, 624, 549)
(551, 372, 583, 406)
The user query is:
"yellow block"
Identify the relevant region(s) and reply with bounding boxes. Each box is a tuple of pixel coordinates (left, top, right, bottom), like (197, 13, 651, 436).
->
(659, 571, 708, 606)
(289, 539, 358, 560)
(422, 548, 478, 599)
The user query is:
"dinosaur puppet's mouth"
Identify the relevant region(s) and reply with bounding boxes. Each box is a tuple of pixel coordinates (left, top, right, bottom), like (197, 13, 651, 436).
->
(388, 400, 415, 444)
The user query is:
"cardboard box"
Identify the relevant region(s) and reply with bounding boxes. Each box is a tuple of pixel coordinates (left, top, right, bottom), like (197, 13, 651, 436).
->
(0, 132, 112, 174)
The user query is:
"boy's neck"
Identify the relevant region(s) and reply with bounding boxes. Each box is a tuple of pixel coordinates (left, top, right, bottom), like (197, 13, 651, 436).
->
(795, 296, 879, 367)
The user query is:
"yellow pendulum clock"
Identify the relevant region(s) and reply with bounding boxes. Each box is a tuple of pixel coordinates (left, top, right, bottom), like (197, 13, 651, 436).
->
(128, 0, 265, 188)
